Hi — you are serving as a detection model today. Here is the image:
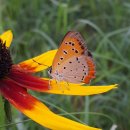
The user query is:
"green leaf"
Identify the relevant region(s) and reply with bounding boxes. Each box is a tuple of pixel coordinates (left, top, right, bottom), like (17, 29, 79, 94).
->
(3, 98, 12, 122)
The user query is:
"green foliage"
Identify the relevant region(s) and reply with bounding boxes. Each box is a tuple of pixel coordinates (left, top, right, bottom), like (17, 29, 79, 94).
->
(0, 0, 130, 130)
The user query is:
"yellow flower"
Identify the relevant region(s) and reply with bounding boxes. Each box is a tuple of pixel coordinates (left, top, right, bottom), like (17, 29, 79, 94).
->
(0, 30, 117, 130)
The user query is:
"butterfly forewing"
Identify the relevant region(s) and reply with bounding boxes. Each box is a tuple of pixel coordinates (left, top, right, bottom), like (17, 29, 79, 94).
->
(52, 32, 87, 71)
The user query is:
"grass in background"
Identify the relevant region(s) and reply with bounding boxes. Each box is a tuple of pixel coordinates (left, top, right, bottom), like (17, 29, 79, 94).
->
(0, 0, 130, 130)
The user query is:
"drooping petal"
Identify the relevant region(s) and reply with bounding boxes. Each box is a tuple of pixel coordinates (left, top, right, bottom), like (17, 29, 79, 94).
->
(0, 30, 13, 47)
(43, 78, 117, 95)
(19, 50, 57, 72)
(7, 65, 49, 91)
(0, 79, 101, 130)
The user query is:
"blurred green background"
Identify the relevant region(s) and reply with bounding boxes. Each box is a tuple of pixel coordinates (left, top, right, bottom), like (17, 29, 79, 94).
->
(0, 0, 130, 130)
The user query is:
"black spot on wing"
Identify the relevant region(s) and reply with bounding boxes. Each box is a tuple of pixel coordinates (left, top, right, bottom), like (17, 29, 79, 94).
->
(82, 76, 85, 80)
(72, 43, 74, 46)
(63, 50, 67, 54)
(76, 57, 78, 61)
(60, 57, 63, 60)
(75, 50, 78, 53)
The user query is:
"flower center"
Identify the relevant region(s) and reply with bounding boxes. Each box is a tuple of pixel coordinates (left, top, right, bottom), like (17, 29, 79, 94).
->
(0, 39, 13, 79)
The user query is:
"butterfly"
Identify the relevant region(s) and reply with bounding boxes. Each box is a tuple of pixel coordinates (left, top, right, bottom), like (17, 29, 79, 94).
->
(48, 31, 96, 84)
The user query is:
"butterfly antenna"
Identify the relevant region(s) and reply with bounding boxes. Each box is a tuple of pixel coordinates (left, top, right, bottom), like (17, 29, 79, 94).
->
(32, 59, 49, 67)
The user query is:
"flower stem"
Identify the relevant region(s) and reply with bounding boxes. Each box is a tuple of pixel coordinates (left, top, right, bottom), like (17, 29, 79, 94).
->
(84, 96, 89, 123)
(0, 96, 6, 130)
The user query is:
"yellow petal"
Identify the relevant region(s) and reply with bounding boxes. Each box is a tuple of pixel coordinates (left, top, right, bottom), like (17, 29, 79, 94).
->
(0, 30, 13, 47)
(0, 80, 101, 130)
(23, 100, 101, 130)
(19, 49, 57, 72)
(44, 79, 117, 95)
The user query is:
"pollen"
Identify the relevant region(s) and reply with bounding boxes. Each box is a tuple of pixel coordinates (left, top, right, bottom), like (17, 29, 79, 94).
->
(0, 39, 13, 79)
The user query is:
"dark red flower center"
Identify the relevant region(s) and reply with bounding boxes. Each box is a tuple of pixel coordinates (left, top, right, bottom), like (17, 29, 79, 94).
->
(0, 39, 13, 79)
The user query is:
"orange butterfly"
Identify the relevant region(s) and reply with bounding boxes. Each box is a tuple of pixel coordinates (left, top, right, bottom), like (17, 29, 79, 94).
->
(48, 31, 96, 84)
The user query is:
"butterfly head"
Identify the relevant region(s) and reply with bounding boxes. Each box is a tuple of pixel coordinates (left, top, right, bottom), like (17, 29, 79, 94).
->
(48, 66, 52, 76)
(48, 67, 64, 81)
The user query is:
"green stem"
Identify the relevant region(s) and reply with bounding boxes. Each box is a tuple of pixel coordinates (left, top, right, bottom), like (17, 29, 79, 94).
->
(84, 96, 89, 123)
(0, 96, 6, 130)
(0, 0, 3, 32)
(0, 0, 5, 129)
(63, 4, 68, 33)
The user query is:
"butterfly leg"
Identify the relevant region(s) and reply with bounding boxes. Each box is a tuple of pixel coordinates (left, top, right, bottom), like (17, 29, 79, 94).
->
(55, 80, 65, 93)
(48, 79, 53, 90)
(64, 82, 70, 91)
(56, 81, 70, 92)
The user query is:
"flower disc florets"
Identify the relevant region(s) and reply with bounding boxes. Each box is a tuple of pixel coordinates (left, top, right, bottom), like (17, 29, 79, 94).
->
(0, 39, 12, 79)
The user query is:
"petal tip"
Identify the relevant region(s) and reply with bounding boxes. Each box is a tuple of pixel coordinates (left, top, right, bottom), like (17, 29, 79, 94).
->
(6, 29, 13, 38)
(3, 30, 13, 37)
(113, 84, 118, 89)
(0, 30, 13, 47)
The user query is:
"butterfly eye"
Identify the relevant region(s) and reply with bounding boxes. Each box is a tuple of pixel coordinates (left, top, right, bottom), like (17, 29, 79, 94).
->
(48, 67, 52, 74)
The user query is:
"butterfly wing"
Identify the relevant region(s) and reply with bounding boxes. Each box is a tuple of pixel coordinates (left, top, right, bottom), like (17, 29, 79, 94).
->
(51, 31, 95, 84)
(58, 55, 95, 84)
(51, 31, 87, 71)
